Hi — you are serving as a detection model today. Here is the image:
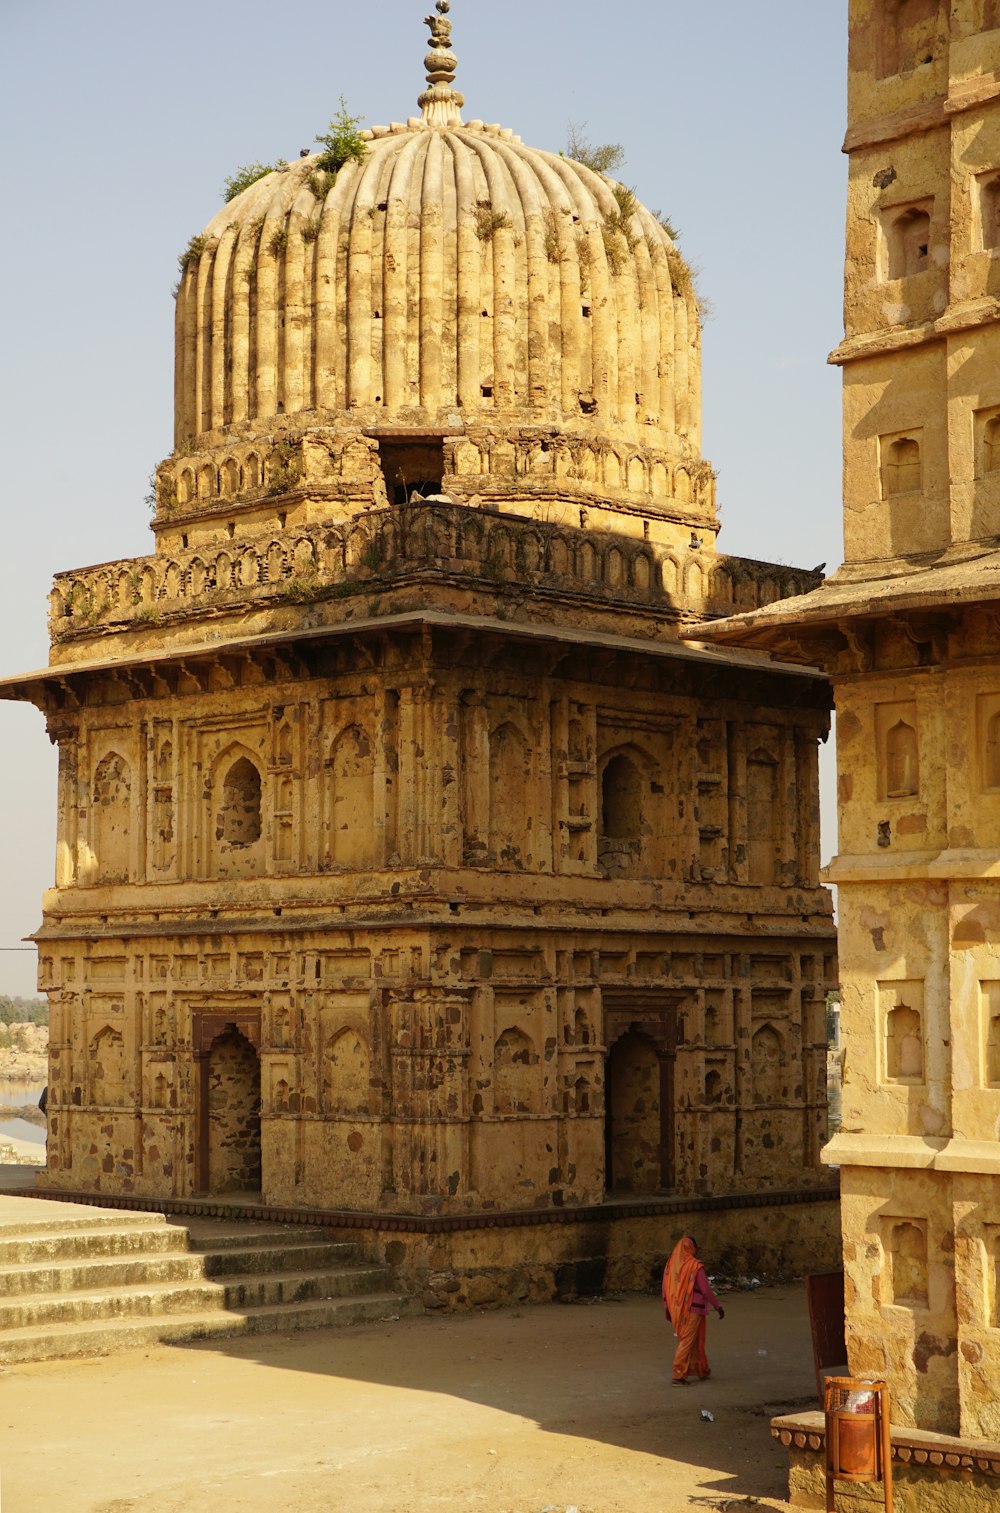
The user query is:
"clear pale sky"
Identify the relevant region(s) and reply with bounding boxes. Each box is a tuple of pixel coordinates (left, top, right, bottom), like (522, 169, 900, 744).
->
(0, 0, 848, 996)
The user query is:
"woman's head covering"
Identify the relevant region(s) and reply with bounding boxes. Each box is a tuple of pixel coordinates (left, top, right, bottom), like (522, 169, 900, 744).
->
(662, 1235, 701, 1335)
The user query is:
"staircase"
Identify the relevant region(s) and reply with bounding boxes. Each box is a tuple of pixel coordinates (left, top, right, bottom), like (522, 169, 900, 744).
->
(0, 1204, 414, 1363)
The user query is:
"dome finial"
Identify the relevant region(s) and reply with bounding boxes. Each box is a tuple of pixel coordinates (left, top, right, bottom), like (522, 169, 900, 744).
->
(419, 1, 464, 127)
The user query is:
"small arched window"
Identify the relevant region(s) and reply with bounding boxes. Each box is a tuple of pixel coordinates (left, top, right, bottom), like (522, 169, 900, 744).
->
(216, 757, 262, 847)
(885, 719, 919, 797)
(885, 1002, 924, 1081)
(602, 753, 643, 841)
(889, 1221, 928, 1305)
(886, 208, 931, 279)
(882, 436, 922, 498)
(984, 416, 1000, 475)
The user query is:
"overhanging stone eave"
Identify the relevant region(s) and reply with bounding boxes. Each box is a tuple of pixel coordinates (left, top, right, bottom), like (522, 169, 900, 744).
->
(689, 562, 1000, 661)
(0, 607, 828, 704)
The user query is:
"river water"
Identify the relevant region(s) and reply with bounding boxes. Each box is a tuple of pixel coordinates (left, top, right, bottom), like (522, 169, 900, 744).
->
(0, 1076, 47, 1147)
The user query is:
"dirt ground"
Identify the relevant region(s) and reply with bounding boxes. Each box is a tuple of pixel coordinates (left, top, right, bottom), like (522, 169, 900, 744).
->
(0, 1283, 818, 1513)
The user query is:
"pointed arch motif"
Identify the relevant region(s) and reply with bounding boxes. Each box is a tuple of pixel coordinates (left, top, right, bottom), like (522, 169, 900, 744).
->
(215, 754, 262, 848)
(493, 1026, 539, 1115)
(322, 1027, 371, 1116)
(751, 1023, 783, 1103)
(92, 751, 131, 883)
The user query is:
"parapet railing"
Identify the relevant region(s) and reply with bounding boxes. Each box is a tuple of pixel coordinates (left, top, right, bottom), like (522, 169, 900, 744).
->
(49, 501, 820, 639)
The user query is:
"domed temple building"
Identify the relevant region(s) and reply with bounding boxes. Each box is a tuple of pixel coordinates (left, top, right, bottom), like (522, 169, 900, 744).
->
(1, 6, 839, 1296)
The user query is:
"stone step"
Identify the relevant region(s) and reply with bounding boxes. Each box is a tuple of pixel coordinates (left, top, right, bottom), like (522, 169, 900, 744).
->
(175, 1221, 333, 1252)
(0, 1209, 166, 1240)
(0, 1223, 190, 1269)
(0, 1293, 414, 1364)
(0, 1278, 229, 1331)
(0, 1249, 208, 1297)
(198, 1241, 361, 1277)
(217, 1264, 392, 1309)
(0, 1202, 411, 1363)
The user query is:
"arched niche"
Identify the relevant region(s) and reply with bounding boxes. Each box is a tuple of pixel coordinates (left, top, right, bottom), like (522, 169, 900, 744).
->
(92, 751, 131, 883)
(885, 719, 919, 798)
(91, 1024, 127, 1106)
(885, 1002, 924, 1082)
(328, 724, 375, 868)
(207, 1026, 261, 1194)
(323, 1027, 371, 1116)
(878, 0, 940, 78)
(602, 751, 644, 841)
(705, 1069, 723, 1105)
(987, 1001, 1000, 1087)
(493, 1026, 538, 1115)
(599, 745, 655, 879)
(215, 754, 262, 849)
(565, 1073, 591, 1115)
(751, 1023, 784, 1103)
(980, 177, 1000, 253)
(488, 721, 532, 867)
(984, 414, 1000, 474)
(605, 1028, 662, 1195)
(889, 1220, 928, 1306)
(882, 434, 922, 496)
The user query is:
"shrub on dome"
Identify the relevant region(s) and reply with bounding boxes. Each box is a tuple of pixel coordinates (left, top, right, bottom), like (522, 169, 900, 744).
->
(315, 98, 367, 175)
(222, 160, 286, 203)
(564, 124, 625, 178)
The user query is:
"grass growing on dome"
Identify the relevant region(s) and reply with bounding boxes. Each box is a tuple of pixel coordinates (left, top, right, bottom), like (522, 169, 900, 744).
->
(474, 201, 512, 242)
(307, 168, 336, 200)
(602, 185, 640, 275)
(177, 234, 207, 275)
(315, 98, 367, 175)
(222, 161, 286, 203)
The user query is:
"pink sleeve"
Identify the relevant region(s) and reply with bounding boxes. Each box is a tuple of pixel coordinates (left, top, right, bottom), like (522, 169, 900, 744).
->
(694, 1267, 721, 1311)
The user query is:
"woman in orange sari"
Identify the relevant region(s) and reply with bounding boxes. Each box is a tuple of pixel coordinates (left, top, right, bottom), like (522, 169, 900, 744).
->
(662, 1235, 725, 1385)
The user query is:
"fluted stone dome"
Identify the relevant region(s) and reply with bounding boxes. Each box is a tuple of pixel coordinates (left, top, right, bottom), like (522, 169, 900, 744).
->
(174, 33, 700, 462)
(162, 4, 713, 537)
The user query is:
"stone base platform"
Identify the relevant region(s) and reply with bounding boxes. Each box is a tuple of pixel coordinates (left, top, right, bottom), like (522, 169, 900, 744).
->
(772, 1409, 1000, 1511)
(0, 1178, 840, 1311)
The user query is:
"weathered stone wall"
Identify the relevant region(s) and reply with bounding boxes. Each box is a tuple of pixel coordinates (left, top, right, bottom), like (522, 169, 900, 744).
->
(39, 922, 834, 1210)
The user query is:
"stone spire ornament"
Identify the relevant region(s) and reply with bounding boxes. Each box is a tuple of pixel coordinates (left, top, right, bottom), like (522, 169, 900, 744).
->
(419, 0, 464, 127)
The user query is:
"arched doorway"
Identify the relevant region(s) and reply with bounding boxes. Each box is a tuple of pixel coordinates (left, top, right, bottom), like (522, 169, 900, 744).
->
(602, 991, 686, 1196)
(196, 1021, 262, 1195)
(208, 1027, 261, 1194)
(605, 1028, 666, 1195)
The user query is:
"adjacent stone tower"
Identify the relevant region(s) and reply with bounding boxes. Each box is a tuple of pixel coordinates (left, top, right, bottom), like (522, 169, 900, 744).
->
(0, 5, 836, 1287)
(699, 0, 1000, 1445)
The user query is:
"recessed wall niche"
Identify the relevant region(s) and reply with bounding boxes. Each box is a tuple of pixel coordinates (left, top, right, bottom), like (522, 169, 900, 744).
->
(974, 407, 1000, 478)
(879, 979, 925, 1083)
(880, 203, 933, 280)
(876, 0, 941, 79)
(980, 980, 1000, 1086)
(883, 1217, 930, 1307)
(977, 693, 1000, 792)
(976, 171, 1000, 253)
(879, 430, 923, 497)
(875, 701, 920, 800)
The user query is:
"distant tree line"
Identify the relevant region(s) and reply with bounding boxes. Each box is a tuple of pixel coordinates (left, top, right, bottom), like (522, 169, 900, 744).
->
(0, 997, 48, 1028)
